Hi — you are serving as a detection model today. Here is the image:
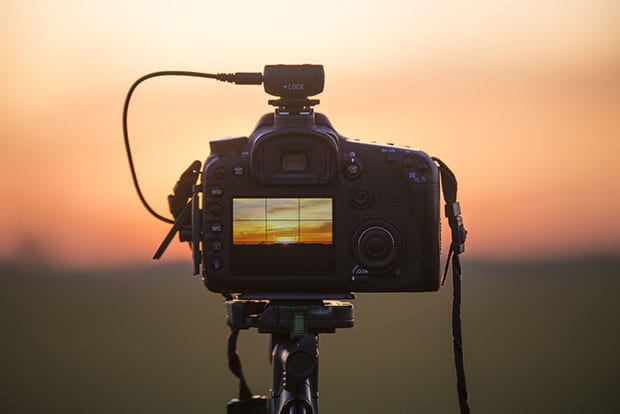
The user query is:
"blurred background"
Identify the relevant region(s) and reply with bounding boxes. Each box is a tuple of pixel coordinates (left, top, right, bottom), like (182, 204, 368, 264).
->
(1, 0, 619, 412)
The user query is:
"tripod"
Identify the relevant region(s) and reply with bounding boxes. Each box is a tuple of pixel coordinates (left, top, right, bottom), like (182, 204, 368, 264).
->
(225, 295, 354, 414)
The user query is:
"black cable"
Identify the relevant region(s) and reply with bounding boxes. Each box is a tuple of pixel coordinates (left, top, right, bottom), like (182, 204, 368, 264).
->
(122, 70, 262, 223)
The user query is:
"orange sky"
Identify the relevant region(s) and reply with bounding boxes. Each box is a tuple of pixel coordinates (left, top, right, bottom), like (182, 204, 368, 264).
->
(233, 198, 332, 244)
(1, 1, 619, 267)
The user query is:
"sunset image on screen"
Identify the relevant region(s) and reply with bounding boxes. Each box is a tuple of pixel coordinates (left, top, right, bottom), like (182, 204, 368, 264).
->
(233, 198, 332, 245)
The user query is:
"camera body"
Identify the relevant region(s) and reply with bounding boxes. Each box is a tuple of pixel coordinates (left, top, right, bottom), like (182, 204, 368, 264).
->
(197, 107, 441, 295)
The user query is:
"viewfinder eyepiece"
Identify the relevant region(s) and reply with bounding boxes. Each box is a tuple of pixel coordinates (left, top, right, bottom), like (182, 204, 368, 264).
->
(282, 153, 308, 173)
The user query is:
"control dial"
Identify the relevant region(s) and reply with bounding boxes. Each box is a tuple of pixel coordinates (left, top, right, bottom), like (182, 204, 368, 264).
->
(351, 221, 403, 271)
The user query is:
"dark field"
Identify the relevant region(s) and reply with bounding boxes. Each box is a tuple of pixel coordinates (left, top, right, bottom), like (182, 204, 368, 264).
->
(2, 258, 619, 413)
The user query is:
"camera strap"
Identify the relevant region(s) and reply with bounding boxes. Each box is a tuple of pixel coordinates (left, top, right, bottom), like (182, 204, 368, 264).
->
(433, 157, 471, 414)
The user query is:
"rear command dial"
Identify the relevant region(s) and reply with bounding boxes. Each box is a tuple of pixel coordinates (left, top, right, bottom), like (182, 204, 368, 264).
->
(351, 220, 403, 271)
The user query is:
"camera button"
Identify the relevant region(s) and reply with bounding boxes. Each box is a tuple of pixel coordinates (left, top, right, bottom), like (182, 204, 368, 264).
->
(211, 240, 222, 252)
(209, 203, 223, 216)
(209, 186, 223, 197)
(210, 258, 223, 271)
(214, 167, 227, 179)
(210, 222, 223, 233)
(345, 161, 362, 178)
(233, 164, 245, 176)
(401, 157, 415, 169)
(352, 189, 371, 208)
(416, 162, 430, 173)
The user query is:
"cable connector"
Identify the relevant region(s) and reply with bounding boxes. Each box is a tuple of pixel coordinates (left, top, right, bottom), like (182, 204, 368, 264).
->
(216, 72, 263, 85)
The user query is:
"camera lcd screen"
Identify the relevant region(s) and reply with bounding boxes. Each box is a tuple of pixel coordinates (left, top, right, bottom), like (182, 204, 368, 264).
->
(231, 198, 334, 275)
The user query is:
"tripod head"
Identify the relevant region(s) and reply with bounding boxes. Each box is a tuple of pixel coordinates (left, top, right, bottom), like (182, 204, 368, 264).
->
(226, 298, 354, 414)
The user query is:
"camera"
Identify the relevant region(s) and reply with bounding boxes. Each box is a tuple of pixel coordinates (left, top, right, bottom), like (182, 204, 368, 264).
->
(124, 65, 471, 412)
(167, 65, 442, 295)
(162, 64, 442, 296)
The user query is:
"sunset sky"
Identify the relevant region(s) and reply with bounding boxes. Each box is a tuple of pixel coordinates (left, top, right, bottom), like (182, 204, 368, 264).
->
(233, 198, 332, 245)
(1, 0, 619, 267)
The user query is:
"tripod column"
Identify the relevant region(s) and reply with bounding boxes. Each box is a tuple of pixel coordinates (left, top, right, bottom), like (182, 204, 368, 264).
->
(270, 333, 319, 414)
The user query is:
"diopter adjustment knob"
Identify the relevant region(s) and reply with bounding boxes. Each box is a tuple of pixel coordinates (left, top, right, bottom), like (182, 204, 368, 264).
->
(351, 221, 403, 271)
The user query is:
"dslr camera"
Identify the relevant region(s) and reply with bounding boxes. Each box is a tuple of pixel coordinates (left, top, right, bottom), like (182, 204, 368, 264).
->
(162, 64, 441, 296)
